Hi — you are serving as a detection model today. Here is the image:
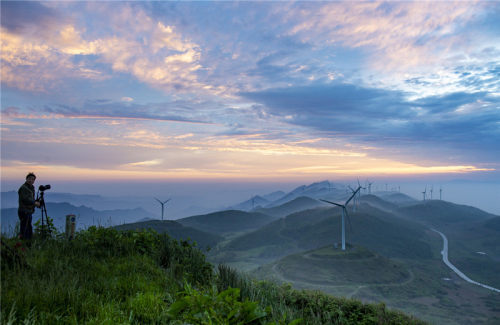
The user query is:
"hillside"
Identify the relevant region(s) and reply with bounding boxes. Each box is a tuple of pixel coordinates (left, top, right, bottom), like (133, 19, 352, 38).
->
(1, 227, 426, 324)
(254, 196, 323, 219)
(177, 210, 274, 236)
(360, 194, 399, 212)
(398, 200, 496, 227)
(213, 203, 434, 268)
(262, 245, 411, 286)
(114, 220, 223, 249)
(377, 192, 418, 206)
(439, 215, 500, 288)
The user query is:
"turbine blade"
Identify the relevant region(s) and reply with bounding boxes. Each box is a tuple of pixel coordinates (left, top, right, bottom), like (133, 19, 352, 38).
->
(320, 199, 344, 208)
(154, 197, 162, 204)
(163, 198, 171, 204)
(345, 186, 361, 205)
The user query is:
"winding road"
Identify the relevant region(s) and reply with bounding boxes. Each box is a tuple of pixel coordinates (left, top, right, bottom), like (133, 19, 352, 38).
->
(431, 228, 500, 293)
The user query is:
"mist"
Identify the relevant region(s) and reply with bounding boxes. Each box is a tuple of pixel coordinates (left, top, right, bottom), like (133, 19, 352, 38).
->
(2, 178, 499, 216)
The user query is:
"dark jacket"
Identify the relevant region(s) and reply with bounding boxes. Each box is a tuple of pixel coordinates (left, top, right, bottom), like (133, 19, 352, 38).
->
(18, 182, 36, 213)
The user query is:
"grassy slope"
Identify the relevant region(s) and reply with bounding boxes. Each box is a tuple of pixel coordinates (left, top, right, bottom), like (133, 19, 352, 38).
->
(177, 210, 275, 236)
(215, 203, 433, 265)
(114, 219, 223, 250)
(254, 242, 500, 325)
(254, 196, 323, 219)
(214, 198, 500, 324)
(398, 200, 500, 288)
(0, 227, 426, 324)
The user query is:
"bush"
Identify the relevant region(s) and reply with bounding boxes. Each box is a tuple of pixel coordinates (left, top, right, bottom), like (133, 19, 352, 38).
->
(167, 283, 267, 324)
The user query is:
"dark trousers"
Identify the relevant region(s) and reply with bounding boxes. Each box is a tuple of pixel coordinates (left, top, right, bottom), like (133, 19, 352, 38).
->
(18, 209, 33, 240)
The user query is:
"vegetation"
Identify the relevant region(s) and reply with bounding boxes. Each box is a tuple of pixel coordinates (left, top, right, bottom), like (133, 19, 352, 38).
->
(114, 219, 224, 251)
(1, 226, 425, 324)
(177, 210, 275, 236)
(214, 204, 433, 266)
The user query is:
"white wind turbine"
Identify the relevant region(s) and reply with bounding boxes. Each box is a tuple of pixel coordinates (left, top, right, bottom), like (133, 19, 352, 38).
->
(320, 186, 361, 251)
(154, 197, 171, 221)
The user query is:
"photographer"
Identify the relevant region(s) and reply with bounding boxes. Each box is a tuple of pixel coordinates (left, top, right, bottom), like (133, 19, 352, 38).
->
(18, 172, 40, 240)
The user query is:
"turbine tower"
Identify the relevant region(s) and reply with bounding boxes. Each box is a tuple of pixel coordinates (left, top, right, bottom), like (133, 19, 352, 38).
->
(154, 197, 171, 221)
(440, 187, 443, 200)
(422, 187, 427, 201)
(368, 182, 373, 194)
(430, 186, 434, 200)
(320, 186, 361, 251)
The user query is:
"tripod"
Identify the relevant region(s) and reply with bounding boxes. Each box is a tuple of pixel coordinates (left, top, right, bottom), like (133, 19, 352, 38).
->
(37, 190, 51, 238)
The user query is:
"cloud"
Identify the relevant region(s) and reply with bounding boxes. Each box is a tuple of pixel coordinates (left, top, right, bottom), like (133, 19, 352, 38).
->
(239, 83, 500, 163)
(0, 2, 208, 93)
(0, 1, 61, 33)
(39, 100, 212, 124)
(286, 1, 485, 69)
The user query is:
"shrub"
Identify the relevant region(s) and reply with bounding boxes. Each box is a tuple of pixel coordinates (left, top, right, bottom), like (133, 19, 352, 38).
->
(167, 283, 267, 324)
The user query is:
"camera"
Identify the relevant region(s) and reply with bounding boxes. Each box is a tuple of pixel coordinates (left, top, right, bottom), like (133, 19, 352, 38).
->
(39, 184, 51, 191)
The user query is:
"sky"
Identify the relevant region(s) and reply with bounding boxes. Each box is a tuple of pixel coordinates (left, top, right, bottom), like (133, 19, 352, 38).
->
(1, 1, 500, 194)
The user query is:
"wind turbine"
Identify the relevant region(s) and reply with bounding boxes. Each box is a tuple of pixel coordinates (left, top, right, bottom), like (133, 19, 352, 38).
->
(422, 187, 427, 201)
(439, 186, 443, 200)
(154, 197, 171, 221)
(320, 186, 361, 251)
(368, 182, 373, 194)
(430, 186, 434, 200)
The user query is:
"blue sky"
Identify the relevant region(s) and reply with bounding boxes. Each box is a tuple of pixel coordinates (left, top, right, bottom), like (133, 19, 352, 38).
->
(1, 1, 499, 184)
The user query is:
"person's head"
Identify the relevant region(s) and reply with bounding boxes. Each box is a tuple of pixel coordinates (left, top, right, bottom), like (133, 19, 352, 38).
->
(26, 172, 36, 185)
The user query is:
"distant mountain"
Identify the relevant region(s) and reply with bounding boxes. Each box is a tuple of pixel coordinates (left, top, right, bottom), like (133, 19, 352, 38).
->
(377, 192, 418, 206)
(360, 194, 399, 212)
(177, 210, 274, 236)
(254, 196, 323, 219)
(1, 202, 155, 234)
(230, 195, 270, 212)
(266, 180, 346, 207)
(261, 191, 286, 202)
(114, 220, 223, 249)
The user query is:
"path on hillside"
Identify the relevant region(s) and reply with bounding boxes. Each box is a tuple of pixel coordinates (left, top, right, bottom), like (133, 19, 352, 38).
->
(431, 228, 500, 293)
(271, 254, 415, 299)
(346, 269, 415, 298)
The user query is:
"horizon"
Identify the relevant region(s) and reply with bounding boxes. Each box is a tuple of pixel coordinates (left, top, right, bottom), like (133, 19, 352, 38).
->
(1, 2, 499, 196)
(2, 178, 499, 216)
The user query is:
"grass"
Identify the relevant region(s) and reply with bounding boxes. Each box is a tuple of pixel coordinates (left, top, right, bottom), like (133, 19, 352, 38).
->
(1, 226, 427, 324)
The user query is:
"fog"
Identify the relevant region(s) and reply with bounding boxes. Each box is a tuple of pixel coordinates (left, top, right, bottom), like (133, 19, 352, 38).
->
(2, 178, 499, 217)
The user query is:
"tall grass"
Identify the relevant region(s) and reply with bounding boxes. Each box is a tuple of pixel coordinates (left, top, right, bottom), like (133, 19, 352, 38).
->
(2, 227, 427, 324)
(216, 264, 427, 325)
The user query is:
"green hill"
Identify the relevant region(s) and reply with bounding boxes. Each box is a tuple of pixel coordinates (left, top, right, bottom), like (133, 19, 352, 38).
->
(440, 215, 500, 288)
(378, 192, 418, 206)
(398, 200, 495, 227)
(216, 203, 433, 264)
(177, 210, 274, 236)
(254, 196, 323, 219)
(1, 227, 426, 324)
(266, 245, 410, 286)
(114, 219, 223, 249)
(360, 194, 399, 212)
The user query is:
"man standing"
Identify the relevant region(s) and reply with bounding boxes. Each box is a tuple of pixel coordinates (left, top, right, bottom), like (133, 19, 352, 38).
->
(18, 172, 40, 240)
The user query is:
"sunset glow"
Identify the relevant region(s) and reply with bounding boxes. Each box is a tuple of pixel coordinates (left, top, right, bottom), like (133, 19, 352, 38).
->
(1, 1, 499, 183)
